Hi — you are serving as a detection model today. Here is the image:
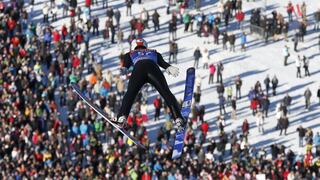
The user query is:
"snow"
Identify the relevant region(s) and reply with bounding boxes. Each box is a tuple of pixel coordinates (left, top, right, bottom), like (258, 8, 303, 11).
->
(30, 0, 320, 155)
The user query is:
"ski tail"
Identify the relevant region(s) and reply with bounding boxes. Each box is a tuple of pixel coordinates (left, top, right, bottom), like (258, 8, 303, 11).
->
(71, 84, 146, 149)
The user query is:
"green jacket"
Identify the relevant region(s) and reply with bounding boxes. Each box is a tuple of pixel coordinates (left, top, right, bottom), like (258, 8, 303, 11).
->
(183, 13, 191, 24)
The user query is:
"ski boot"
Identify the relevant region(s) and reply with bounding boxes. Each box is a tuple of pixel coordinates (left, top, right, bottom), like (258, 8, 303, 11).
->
(175, 118, 187, 133)
(111, 115, 126, 128)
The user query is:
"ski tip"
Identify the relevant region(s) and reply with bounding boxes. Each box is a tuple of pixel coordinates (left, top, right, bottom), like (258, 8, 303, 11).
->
(187, 67, 195, 73)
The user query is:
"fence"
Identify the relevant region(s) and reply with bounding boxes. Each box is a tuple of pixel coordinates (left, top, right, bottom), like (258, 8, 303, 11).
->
(250, 24, 266, 39)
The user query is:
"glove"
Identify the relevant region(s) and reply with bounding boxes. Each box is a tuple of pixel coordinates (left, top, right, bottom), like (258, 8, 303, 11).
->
(166, 66, 179, 77)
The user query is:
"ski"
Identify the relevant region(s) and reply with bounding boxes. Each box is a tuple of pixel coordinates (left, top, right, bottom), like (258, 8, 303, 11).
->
(172, 67, 195, 159)
(71, 84, 146, 149)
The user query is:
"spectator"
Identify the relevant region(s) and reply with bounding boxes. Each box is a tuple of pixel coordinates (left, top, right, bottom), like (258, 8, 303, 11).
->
(271, 75, 278, 96)
(126, 0, 132, 16)
(236, 10, 245, 29)
(250, 97, 259, 116)
(256, 110, 264, 133)
(153, 95, 162, 121)
(152, 10, 160, 32)
(296, 55, 302, 78)
(219, 95, 226, 115)
(169, 20, 177, 40)
(169, 41, 178, 63)
(242, 119, 250, 140)
(208, 64, 216, 84)
(302, 55, 310, 77)
(228, 32, 236, 52)
(287, 2, 294, 22)
(222, 32, 228, 50)
(279, 116, 289, 136)
(216, 62, 224, 84)
(114, 9, 121, 27)
(283, 93, 292, 114)
(202, 47, 209, 69)
(304, 88, 312, 110)
(231, 96, 237, 120)
(264, 74, 270, 96)
(297, 125, 306, 147)
(43, 3, 50, 23)
(117, 28, 124, 49)
(261, 95, 270, 117)
(235, 75, 242, 99)
(293, 32, 299, 52)
(92, 16, 99, 36)
(282, 45, 290, 66)
(193, 47, 202, 69)
(226, 86, 233, 106)
(240, 32, 247, 51)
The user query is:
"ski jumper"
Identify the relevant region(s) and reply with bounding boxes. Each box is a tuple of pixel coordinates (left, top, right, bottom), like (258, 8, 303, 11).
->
(118, 47, 183, 121)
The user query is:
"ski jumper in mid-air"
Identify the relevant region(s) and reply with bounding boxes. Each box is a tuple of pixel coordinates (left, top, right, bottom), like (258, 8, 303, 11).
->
(112, 38, 186, 132)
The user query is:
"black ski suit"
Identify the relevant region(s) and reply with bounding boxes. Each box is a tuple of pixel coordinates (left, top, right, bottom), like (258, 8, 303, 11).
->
(118, 47, 183, 121)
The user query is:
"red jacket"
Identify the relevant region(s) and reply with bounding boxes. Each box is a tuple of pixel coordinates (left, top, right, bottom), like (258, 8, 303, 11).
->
(11, 37, 20, 47)
(141, 172, 151, 180)
(127, 115, 134, 127)
(136, 116, 143, 126)
(250, 99, 258, 109)
(201, 122, 209, 135)
(235, 11, 245, 22)
(287, 4, 294, 13)
(85, 0, 91, 7)
(242, 122, 249, 134)
(209, 64, 216, 74)
(7, 19, 16, 30)
(53, 31, 61, 42)
(76, 33, 83, 44)
(62, 26, 68, 36)
(72, 55, 80, 68)
(153, 99, 160, 108)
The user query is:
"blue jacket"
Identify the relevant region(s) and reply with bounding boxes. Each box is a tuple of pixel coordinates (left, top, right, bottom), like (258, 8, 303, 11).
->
(80, 124, 88, 134)
(248, 90, 255, 101)
(219, 96, 225, 105)
(241, 34, 247, 44)
(314, 134, 320, 146)
(43, 32, 52, 43)
(207, 14, 215, 25)
(153, 162, 162, 172)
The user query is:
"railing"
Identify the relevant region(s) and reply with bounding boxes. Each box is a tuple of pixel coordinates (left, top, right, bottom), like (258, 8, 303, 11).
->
(250, 24, 266, 39)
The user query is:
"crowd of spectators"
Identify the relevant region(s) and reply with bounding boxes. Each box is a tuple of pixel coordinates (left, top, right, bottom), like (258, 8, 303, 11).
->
(0, 0, 320, 179)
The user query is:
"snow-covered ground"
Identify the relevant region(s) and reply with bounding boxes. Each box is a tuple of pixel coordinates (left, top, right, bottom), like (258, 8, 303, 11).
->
(31, 0, 320, 154)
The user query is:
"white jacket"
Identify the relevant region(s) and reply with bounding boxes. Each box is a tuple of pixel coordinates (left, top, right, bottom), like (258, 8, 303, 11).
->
(43, 5, 49, 15)
(140, 104, 148, 115)
(195, 75, 202, 89)
(295, 58, 301, 67)
(202, 49, 210, 64)
(256, 112, 264, 126)
(217, 2, 224, 14)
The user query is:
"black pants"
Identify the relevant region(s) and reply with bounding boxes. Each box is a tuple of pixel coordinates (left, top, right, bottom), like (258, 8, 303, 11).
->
(118, 60, 183, 120)
(217, 73, 223, 83)
(208, 74, 214, 84)
(280, 128, 287, 135)
(155, 108, 160, 121)
(304, 67, 310, 76)
(236, 88, 241, 99)
(297, 67, 301, 78)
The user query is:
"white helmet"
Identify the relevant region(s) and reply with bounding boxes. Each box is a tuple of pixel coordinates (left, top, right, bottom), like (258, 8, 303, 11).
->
(133, 38, 148, 48)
